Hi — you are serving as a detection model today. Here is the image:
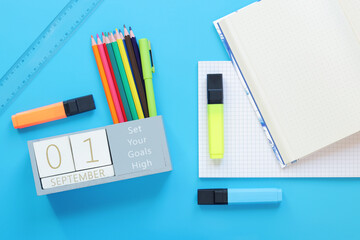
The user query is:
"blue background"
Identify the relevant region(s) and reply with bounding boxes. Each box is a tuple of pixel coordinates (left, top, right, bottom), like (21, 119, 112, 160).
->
(0, 0, 359, 239)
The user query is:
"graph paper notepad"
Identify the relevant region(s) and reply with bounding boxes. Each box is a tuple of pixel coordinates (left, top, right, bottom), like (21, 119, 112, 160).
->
(198, 61, 360, 177)
(214, 0, 360, 167)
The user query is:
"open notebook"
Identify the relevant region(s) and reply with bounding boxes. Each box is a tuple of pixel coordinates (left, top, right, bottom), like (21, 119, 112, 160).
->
(214, 0, 360, 167)
(198, 61, 360, 177)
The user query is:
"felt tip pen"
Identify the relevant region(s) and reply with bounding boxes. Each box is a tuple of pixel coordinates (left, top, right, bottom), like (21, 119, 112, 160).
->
(198, 188, 282, 205)
(207, 74, 224, 159)
(12, 95, 95, 129)
(139, 38, 157, 117)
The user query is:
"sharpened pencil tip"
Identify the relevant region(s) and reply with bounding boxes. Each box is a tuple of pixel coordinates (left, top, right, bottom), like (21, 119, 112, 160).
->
(96, 33, 99, 38)
(102, 32, 105, 36)
(129, 26, 132, 30)
(123, 24, 126, 28)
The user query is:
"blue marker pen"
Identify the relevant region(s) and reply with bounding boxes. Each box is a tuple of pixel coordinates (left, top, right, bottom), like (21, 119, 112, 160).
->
(197, 188, 282, 205)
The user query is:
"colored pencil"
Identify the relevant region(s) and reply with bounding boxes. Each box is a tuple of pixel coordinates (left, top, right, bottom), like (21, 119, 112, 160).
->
(97, 34, 125, 123)
(103, 33, 127, 122)
(124, 25, 149, 118)
(104, 33, 130, 121)
(115, 28, 144, 119)
(110, 32, 138, 120)
(129, 27, 144, 87)
(91, 35, 119, 124)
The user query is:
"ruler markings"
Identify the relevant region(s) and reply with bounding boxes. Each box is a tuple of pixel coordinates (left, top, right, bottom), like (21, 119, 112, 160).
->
(0, 0, 103, 114)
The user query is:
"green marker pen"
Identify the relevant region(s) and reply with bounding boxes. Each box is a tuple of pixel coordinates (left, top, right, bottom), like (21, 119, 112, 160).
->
(139, 38, 157, 117)
(207, 74, 224, 159)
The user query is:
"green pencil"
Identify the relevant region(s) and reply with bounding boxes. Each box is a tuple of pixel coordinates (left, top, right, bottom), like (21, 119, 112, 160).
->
(109, 32, 138, 120)
(105, 34, 133, 121)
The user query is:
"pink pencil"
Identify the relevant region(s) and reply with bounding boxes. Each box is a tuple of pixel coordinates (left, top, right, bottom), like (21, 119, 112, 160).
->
(96, 33, 125, 123)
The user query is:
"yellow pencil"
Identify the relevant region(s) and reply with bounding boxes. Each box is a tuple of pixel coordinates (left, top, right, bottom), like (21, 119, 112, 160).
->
(114, 29, 144, 119)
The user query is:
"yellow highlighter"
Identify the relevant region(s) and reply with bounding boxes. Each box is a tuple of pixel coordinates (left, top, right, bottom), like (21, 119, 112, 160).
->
(207, 74, 224, 159)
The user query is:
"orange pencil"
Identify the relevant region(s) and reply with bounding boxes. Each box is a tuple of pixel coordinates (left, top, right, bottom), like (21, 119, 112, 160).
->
(91, 35, 119, 124)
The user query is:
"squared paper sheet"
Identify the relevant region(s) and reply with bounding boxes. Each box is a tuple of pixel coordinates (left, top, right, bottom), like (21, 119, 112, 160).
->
(198, 61, 360, 177)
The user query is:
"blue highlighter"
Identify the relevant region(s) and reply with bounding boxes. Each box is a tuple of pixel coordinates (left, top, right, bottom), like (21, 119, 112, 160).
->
(198, 188, 282, 205)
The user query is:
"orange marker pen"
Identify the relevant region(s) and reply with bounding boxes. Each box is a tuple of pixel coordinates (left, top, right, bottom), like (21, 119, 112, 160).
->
(12, 95, 95, 129)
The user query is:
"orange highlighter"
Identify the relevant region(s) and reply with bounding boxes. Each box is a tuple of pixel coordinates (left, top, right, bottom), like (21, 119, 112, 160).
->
(12, 95, 95, 129)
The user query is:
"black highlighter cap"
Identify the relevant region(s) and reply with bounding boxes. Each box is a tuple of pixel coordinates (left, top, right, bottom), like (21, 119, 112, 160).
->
(198, 189, 228, 205)
(63, 95, 95, 116)
(207, 74, 223, 104)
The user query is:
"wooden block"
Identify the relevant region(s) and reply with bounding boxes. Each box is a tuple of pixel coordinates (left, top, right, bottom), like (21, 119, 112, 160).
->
(41, 165, 115, 189)
(69, 129, 112, 171)
(33, 136, 75, 178)
(28, 116, 172, 195)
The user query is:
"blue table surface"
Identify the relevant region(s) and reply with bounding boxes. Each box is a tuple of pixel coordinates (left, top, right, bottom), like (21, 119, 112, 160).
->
(1, 0, 360, 239)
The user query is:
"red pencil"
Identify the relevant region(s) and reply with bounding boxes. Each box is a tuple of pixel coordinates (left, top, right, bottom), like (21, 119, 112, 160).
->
(102, 33, 127, 122)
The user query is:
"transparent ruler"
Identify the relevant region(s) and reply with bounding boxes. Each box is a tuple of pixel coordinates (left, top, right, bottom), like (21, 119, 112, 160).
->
(0, 0, 103, 115)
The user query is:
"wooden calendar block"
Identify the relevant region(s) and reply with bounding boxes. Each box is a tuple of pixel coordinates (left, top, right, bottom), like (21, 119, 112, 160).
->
(28, 116, 172, 195)
(33, 136, 75, 178)
(69, 129, 112, 171)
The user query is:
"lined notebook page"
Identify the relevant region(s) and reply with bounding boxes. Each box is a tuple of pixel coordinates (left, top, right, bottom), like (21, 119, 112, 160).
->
(198, 61, 360, 177)
(218, 0, 360, 164)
